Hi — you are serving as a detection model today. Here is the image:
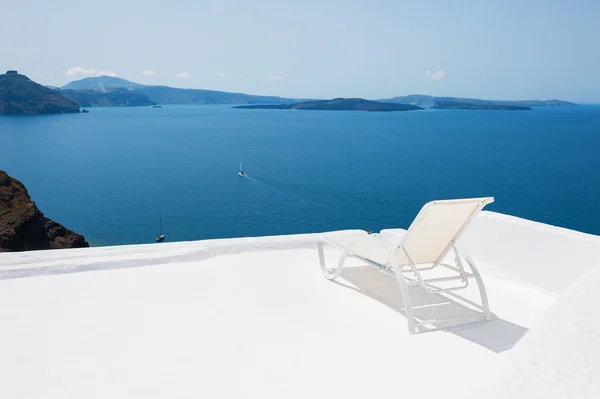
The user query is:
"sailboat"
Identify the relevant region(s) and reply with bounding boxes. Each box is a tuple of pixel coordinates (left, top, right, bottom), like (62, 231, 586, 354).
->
(238, 161, 246, 177)
(156, 216, 165, 242)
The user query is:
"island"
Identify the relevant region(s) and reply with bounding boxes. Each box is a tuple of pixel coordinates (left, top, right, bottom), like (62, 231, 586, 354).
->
(500, 99, 577, 107)
(234, 98, 423, 112)
(381, 94, 577, 108)
(0, 70, 81, 115)
(0, 170, 89, 252)
(432, 101, 531, 110)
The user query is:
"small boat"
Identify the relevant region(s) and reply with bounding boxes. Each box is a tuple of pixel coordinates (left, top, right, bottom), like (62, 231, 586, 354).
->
(156, 216, 165, 242)
(150, 104, 162, 108)
(238, 161, 246, 177)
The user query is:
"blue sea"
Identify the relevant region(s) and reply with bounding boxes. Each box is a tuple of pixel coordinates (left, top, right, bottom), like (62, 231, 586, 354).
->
(1, 105, 599, 246)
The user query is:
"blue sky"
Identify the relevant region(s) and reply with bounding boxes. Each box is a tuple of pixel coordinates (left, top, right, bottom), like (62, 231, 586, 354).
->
(1, 0, 599, 102)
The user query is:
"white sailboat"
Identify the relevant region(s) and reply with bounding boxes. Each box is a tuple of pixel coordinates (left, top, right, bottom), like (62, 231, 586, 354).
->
(156, 216, 165, 242)
(238, 161, 246, 177)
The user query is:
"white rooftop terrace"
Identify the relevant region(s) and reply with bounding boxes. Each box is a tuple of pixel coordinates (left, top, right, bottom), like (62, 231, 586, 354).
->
(1, 211, 599, 398)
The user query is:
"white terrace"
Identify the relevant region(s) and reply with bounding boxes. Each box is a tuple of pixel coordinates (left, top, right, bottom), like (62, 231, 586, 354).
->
(1, 207, 600, 399)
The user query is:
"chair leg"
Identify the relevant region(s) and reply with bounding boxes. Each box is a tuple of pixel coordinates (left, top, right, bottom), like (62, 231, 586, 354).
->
(391, 263, 417, 333)
(317, 241, 347, 280)
(318, 241, 417, 333)
(463, 252, 492, 321)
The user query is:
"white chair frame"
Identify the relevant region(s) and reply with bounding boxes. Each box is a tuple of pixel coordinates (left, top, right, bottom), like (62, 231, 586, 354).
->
(317, 198, 493, 333)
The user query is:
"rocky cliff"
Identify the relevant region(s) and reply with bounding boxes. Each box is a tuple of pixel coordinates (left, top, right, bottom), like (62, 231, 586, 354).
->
(0, 70, 80, 115)
(0, 171, 89, 252)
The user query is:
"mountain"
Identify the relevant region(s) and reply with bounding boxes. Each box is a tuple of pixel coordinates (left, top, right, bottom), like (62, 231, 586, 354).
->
(0, 170, 89, 252)
(234, 98, 423, 112)
(381, 94, 578, 108)
(61, 88, 155, 107)
(495, 99, 578, 107)
(0, 70, 80, 115)
(61, 76, 143, 91)
(137, 85, 298, 105)
(380, 95, 440, 107)
(61, 76, 579, 108)
(432, 101, 531, 110)
(61, 76, 299, 106)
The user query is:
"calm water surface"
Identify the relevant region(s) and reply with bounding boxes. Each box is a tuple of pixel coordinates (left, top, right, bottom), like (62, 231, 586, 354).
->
(1, 105, 599, 245)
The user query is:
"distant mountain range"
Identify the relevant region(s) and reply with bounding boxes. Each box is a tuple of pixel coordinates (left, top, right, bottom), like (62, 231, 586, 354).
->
(61, 88, 155, 107)
(0, 72, 580, 114)
(58, 76, 579, 108)
(380, 94, 578, 108)
(61, 76, 143, 91)
(59, 76, 299, 106)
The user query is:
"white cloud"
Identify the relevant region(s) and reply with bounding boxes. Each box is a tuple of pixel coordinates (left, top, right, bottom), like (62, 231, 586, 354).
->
(270, 73, 284, 81)
(174, 72, 191, 79)
(425, 69, 447, 81)
(65, 66, 117, 78)
(142, 70, 157, 76)
(212, 72, 228, 78)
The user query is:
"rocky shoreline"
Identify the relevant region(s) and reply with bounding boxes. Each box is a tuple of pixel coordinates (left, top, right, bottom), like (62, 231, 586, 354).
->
(0, 171, 89, 252)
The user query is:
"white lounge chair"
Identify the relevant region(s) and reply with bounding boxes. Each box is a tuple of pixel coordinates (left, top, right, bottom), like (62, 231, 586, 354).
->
(317, 197, 494, 333)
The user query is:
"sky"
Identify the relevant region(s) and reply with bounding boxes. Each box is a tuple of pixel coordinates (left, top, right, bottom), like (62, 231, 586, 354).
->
(1, 0, 599, 102)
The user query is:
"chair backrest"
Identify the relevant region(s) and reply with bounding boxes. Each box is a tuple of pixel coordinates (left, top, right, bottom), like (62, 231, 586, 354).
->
(395, 197, 494, 266)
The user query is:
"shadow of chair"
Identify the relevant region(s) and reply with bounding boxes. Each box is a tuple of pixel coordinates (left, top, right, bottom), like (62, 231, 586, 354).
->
(333, 265, 528, 353)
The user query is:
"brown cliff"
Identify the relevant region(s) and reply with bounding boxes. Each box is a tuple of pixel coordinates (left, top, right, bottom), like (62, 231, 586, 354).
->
(0, 170, 89, 252)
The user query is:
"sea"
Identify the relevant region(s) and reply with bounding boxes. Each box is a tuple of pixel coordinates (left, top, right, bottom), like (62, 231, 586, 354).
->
(1, 105, 599, 246)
